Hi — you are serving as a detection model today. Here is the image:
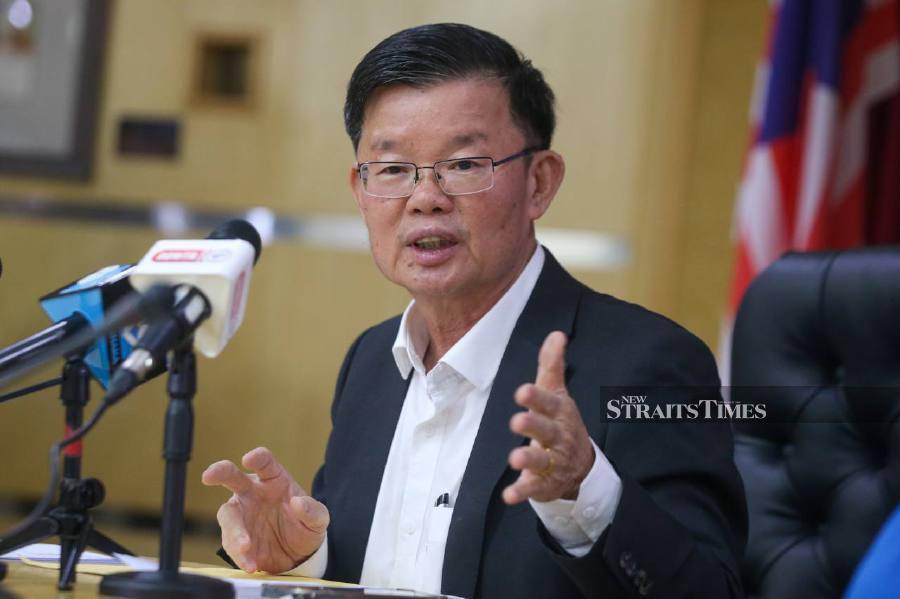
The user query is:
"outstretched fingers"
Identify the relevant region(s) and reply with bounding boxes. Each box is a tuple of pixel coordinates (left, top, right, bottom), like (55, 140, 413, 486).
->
(502, 468, 545, 505)
(509, 409, 558, 448)
(242, 447, 285, 482)
(202, 460, 253, 496)
(535, 331, 567, 392)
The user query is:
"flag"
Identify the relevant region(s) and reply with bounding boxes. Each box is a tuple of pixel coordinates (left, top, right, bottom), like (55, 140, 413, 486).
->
(720, 0, 900, 379)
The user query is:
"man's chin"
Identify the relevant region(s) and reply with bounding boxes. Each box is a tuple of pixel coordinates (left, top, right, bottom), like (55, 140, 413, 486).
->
(399, 272, 468, 302)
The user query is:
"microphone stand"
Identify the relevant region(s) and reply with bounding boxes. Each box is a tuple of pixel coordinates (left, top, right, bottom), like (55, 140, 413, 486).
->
(100, 341, 233, 598)
(0, 357, 134, 590)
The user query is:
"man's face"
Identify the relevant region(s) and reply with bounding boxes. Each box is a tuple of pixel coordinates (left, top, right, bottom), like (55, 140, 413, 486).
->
(350, 78, 553, 306)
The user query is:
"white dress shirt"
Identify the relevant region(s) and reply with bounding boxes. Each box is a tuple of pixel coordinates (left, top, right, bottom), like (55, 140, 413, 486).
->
(291, 246, 622, 592)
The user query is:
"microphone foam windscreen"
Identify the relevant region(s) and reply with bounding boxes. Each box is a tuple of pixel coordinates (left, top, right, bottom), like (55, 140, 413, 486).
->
(207, 219, 263, 264)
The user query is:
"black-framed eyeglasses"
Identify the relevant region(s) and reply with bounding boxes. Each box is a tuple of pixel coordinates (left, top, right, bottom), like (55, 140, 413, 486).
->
(356, 146, 543, 198)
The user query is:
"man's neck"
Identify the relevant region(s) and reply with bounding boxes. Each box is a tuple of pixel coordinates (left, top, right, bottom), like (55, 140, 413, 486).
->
(418, 303, 494, 372)
(413, 247, 536, 372)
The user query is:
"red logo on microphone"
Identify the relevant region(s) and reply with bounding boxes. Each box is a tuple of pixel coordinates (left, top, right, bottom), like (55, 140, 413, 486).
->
(230, 271, 246, 327)
(152, 249, 204, 262)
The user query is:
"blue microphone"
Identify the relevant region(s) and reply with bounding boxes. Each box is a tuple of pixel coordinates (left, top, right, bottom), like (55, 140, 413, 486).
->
(37, 264, 145, 389)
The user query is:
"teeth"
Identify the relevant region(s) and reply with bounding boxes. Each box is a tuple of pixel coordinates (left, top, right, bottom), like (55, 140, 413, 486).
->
(414, 236, 448, 250)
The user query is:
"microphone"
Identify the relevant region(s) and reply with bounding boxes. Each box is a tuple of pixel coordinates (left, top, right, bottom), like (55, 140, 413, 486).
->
(127, 219, 262, 358)
(38, 265, 144, 388)
(104, 220, 262, 403)
(0, 265, 174, 389)
(104, 286, 210, 404)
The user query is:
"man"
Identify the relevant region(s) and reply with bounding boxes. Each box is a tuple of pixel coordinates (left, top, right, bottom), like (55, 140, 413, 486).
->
(203, 23, 747, 598)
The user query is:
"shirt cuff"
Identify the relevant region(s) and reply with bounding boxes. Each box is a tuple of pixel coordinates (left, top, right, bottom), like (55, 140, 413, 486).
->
(529, 438, 622, 557)
(284, 534, 328, 578)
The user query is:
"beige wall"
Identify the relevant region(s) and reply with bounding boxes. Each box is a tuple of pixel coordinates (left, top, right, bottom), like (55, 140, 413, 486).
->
(0, 0, 765, 517)
(676, 0, 768, 349)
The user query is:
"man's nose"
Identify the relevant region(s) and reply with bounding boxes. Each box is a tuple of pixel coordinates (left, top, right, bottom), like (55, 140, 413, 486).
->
(406, 167, 454, 213)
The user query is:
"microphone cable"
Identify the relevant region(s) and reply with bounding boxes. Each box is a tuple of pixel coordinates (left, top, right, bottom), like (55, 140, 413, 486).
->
(0, 378, 64, 405)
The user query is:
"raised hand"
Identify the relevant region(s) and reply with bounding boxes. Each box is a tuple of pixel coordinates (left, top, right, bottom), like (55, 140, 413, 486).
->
(201, 447, 329, 573)
(503, 331, 595, 504)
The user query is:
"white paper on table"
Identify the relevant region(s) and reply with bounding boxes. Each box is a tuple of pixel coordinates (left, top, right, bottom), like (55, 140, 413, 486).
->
(0, 546, 463, 598)
(0, 542, 123, 565)
(113, 552, 158, 571)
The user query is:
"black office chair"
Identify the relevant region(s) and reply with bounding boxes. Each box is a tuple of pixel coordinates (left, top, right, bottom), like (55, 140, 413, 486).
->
(731, 248, 900, 599)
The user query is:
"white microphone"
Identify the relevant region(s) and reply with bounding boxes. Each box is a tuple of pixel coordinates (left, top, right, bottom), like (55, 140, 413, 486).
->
(128, 219, 262, 358)
(105, 220, 262, 404)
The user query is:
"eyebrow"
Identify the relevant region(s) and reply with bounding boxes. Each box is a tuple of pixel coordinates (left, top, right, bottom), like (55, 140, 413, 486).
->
(369, 138, 396, 152)
(367, 132, 490, 154)
(448, 132, 489, 147)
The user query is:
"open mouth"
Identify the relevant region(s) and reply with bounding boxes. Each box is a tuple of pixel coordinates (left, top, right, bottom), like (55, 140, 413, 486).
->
(412, 236, 455, 250)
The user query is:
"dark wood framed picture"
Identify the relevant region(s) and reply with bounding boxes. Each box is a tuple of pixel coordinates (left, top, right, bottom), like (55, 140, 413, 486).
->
(0, 0, 110, 180)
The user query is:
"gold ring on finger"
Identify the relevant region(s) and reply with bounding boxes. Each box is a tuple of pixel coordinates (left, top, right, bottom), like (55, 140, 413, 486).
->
(535, 447, 554, 477)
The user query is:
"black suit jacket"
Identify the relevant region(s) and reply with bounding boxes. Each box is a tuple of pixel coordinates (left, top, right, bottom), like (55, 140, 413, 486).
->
(312, 251, 747, 598)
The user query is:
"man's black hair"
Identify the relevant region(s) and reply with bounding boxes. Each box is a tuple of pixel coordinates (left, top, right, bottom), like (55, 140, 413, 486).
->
(344, 23, 556, 153)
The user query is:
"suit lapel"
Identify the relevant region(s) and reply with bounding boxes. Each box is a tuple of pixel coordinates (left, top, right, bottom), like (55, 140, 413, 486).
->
(441, 338, 537, 598)
(442, 250, 583, 599)
(332, 345, 410, 583)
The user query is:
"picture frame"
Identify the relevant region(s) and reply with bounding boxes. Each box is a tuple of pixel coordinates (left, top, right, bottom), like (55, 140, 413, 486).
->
(0, 0, 110, 180)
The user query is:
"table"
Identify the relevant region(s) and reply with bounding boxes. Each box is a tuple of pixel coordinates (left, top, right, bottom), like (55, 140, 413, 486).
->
(2, 560, 102, 598)
(0, 558, 365, 598)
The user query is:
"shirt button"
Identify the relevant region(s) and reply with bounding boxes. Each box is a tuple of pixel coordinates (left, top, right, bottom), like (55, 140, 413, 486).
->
(553, 516, 570, 528)
(403, 521, 416, 535)
(583, 506, 598, 519)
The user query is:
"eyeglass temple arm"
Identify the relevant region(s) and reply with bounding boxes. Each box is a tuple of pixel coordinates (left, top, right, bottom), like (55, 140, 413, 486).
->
(492, 146, 545, 167)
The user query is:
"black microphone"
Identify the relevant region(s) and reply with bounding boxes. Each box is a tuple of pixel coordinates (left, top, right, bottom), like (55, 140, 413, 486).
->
(104, 286, 210, 405)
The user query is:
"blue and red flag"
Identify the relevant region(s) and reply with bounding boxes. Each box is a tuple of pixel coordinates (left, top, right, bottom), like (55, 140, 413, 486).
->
(721, 0, 900, 372)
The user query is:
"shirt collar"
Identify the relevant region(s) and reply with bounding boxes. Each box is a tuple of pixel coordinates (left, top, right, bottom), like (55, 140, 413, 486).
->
(392, 245, 545, 390)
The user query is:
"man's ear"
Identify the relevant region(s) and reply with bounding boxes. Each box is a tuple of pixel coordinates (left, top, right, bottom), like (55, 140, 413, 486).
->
(527, 150, 565, 220)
